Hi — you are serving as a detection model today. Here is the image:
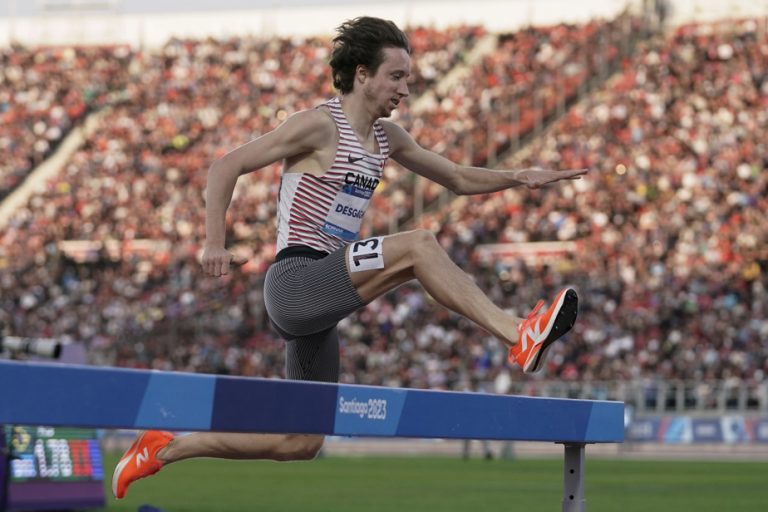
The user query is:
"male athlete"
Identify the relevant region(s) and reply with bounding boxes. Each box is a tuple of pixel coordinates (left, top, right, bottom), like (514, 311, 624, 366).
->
(113, 16, 587, 499)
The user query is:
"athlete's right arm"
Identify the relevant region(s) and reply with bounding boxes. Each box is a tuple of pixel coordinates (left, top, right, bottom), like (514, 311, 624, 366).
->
(203, 109, 332, 277)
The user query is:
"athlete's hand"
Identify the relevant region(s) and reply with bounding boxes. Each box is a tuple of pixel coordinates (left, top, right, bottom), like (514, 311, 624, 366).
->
(515, 167, 589, 189)
(201, 246, 247, 277)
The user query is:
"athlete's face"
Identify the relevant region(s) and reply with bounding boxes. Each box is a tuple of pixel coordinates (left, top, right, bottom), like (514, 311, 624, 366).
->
(361, 47, 411, 117)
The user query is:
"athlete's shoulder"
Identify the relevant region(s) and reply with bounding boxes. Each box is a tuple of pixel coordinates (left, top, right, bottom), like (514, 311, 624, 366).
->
(378, 118, 404, 131)
(284, 108, 335, 132)
(378, 119, 415, 152)
(277, 108, 335, 148)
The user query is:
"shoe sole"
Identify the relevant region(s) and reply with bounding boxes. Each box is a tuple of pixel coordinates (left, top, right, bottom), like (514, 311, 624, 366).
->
(525, 289, 578, 373)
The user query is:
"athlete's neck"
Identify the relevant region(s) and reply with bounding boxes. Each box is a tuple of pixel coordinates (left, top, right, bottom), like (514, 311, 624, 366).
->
(339, 94, 376, 142)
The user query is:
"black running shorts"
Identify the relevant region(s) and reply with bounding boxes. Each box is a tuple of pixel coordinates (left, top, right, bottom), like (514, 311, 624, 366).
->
(264, 245, 365, 383)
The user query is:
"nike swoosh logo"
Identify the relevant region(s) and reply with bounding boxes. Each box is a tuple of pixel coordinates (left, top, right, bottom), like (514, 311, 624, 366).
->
(348, 154, 365, 163)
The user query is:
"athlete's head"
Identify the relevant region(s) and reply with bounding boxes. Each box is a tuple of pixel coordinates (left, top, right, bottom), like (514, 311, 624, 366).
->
(330, 17, 412, 102)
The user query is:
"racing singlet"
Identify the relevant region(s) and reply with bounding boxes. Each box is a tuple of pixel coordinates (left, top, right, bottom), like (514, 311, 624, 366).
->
(275, 97, 389, 254)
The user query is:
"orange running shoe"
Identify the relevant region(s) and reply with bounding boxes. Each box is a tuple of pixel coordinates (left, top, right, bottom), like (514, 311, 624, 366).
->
(112, 430, 173, 499)
(509, 288, 578, 373)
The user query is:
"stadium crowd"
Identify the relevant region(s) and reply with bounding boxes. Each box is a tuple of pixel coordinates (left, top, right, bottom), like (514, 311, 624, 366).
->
(1, 17, 766, 404)
(0, 45, 133, 201)
(381, 16, 640, 226)
(410, 18, 768, 388)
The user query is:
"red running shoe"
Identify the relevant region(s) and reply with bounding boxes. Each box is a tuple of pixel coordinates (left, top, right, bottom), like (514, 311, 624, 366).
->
(509, 288, 578, 373)
(112, 430, 173, 499)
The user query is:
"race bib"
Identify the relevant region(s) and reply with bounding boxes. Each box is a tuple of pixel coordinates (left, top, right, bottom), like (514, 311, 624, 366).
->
(322, 173, 378, 241)
(347, 236, 385, 272)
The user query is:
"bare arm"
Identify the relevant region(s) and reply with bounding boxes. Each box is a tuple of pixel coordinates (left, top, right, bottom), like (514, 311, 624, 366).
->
(203, 109, 332, 276)
(381, 120, 587, 195)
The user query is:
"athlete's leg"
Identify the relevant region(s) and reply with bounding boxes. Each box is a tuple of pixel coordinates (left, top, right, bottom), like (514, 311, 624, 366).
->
(157, 433, 324, 463)
(113, 429, 325, 498)
(113, 326, 339, 498)
(113, 430, 324, 498)
(346, 230, 524, 347)
(157, 325, 340, 464)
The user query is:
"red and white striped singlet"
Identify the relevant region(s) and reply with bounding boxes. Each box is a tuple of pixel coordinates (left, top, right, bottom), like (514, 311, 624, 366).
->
(276, 97, 390, 253)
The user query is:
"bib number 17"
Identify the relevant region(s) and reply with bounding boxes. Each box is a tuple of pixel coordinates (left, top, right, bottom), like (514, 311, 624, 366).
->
(348, 236, 385, 272)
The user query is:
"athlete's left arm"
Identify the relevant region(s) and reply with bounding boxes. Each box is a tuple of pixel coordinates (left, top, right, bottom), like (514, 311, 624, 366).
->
(381, 121, 588, 195)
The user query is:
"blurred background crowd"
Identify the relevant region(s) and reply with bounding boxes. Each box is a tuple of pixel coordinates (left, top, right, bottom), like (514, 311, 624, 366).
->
(1, 10, 766, 407)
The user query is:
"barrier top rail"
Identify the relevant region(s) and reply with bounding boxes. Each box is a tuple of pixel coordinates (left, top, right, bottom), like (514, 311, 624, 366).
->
(0, 360, 623, 443)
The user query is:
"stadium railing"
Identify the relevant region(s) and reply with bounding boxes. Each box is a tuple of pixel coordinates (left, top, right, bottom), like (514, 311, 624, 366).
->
(509, 380, 768, 414)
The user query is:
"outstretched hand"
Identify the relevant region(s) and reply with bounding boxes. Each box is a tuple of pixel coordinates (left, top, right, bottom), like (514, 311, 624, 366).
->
(516, 167, 589, 189)
(201, 246, 248, 277)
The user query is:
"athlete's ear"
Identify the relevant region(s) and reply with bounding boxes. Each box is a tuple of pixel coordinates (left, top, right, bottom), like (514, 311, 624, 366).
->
(355, 64, 368, 84)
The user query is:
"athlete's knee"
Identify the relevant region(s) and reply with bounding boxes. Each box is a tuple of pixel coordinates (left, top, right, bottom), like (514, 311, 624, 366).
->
(275, 435, 324, 462)
(290, 435, 324, 461)
(406, 229, 441, 261)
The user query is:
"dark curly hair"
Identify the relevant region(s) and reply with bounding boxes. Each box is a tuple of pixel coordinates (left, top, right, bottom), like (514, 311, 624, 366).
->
(329, 17, 411, 94)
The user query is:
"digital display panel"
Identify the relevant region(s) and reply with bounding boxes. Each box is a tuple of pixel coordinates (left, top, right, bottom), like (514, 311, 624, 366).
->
(2, 425, 105, 511)
(8, 426, 104, 482)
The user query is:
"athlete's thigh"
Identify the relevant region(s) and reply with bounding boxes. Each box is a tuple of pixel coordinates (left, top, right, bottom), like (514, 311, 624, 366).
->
(264, 249, 364, 338)
(345, 230, 432, 302)
(285, 326, 340, 383)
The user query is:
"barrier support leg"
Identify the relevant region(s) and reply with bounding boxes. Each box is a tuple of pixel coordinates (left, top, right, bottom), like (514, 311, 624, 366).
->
(561, 442, 586, 512)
